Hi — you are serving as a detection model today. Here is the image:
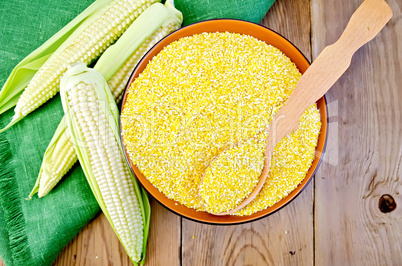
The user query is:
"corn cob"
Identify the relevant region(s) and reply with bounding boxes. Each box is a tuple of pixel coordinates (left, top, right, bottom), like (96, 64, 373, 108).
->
(107, 23, 179, 102)
(60, 62, 147, 263)
(95, 1, 182, 101)
(0, 0, 114, 116)
(29, 2, 182, 198)
(29, 116, 75, 198)
(0, 0, 160, 132)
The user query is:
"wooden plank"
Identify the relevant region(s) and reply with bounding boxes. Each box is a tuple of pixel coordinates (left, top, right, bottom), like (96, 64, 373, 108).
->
(182, 186, 316, 265)
(312, 0, 402, 265)
(54, 199, 181, 265)
(146, 200, 181, 266)
(54, 213, 131, 265)
(182, 1, 315, 265)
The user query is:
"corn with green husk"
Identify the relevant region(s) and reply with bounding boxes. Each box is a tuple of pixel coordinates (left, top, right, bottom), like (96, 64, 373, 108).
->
(29, 2, 183, 198)
(0, 0, 160, 132)
(60, 62, 150, 264)
(0, 0, 113, 115)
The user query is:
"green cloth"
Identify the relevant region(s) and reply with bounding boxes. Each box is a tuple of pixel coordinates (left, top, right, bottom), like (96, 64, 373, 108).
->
(0, 1, 100, 265)
(0, 0, 275, 265)
(175, 0, 276, 26)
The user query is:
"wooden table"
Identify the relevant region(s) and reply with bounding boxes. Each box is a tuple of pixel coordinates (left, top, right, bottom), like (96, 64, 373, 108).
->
(2, 0, 400, 265)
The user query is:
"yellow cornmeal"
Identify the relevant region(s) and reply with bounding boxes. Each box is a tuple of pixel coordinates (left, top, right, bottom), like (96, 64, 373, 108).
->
(121, 32, 322, 216)
(235, 105, 320, 215)
(199, 134, 266, 214)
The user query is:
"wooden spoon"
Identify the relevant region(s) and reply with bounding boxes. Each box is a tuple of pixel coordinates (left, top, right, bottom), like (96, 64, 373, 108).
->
(201, 0, 392, 215)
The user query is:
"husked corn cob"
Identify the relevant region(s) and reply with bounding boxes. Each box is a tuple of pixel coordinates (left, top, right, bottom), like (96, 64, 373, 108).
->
(1, 0, 160, 132)
(60, 63, 146, 263)
(29, 2, 182, 198)
(29, 116, 76, 198)
(0, 0, 115, 116)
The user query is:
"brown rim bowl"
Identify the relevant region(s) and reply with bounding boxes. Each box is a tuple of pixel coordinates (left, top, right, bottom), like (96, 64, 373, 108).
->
(119, 19, 328, 225)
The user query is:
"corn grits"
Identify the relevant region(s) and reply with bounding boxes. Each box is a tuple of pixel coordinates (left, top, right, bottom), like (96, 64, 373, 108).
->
(121, 32, 321, 216)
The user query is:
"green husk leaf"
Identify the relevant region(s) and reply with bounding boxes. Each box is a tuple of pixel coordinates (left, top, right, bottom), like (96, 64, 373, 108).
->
(140, 186, 151, 265)
(60, 63, 147, 264)
(0, 54, 51, 115)
(0, 0, 113, 115)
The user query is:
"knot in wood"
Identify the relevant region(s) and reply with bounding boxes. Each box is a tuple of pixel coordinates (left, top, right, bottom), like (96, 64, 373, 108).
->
(378, 194, 396, 213)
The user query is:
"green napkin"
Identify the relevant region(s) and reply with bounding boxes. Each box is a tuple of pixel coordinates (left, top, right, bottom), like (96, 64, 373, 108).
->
(0, 0, 275, 265)
(0, 1, 100, 265)
(175, 0, 276, 26)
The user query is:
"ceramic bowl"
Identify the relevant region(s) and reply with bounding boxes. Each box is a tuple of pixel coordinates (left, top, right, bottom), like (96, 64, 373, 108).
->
(120, 19, 328, 225)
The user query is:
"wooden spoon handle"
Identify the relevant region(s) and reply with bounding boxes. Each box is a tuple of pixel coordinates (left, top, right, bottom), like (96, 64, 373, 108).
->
(271, 0, 392, 144)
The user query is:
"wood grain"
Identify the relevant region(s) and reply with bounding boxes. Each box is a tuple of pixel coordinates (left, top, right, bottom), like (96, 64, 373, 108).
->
(145, 200, 181, 266)
(53, 199, 181, 265)
(53, 213, 131, 265)
(182, 1, 315, 265)
(182, 190, 315, 265)
(312, 0, 402, 265)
